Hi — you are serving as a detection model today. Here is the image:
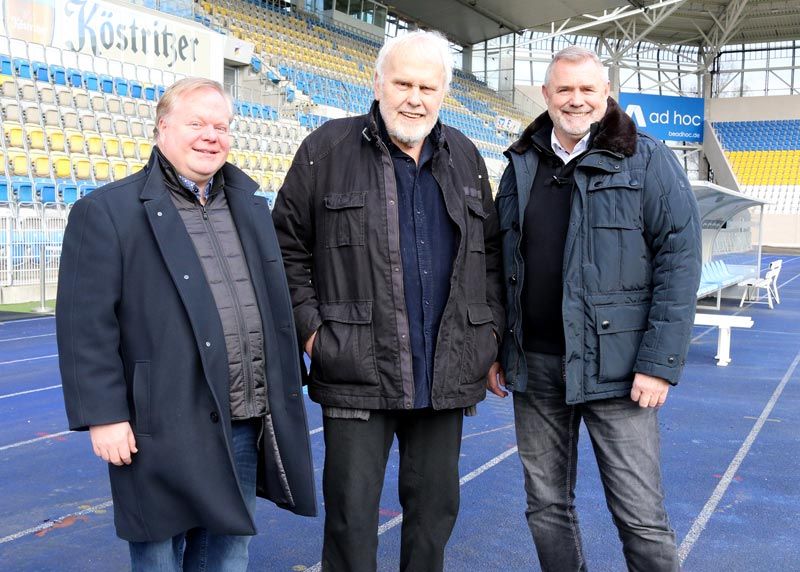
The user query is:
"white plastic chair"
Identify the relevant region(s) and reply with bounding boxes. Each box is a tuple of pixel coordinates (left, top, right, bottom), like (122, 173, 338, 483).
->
(739, 261, 781, 309)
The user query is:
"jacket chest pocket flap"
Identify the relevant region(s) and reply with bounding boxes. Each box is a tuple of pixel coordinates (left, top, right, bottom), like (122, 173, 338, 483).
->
(465, 195, 487, 252)
(588, 172, 642, 230)
(323, 192, 367, 247)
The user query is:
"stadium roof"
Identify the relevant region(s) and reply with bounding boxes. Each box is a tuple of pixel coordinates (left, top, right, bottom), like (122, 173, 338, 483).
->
(387, 0, 800, 48)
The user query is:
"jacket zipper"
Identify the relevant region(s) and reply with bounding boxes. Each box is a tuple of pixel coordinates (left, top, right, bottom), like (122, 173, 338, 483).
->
(200, 201, 256, 418)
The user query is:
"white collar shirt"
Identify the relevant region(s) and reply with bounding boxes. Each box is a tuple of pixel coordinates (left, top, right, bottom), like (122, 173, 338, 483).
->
(551, 130, 591, 164)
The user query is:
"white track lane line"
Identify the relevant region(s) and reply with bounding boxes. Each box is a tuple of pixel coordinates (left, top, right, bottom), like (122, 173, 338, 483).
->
(0, 384, 62, 400)
(0, 354, 58, 366)
(677, 349, 800, 564)
(0, 430, 74, 452)
(305, 445, 519, 572)
(0, 500, 113, 544)
(0, 315, 55, 325)
(0, 333, 56, 343)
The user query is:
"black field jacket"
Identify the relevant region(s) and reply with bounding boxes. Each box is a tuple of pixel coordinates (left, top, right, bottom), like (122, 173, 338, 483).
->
(273, 103, 504, 410)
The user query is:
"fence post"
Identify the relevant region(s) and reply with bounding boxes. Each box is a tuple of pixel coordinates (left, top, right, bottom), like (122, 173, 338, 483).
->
(32, 244, 52, 313)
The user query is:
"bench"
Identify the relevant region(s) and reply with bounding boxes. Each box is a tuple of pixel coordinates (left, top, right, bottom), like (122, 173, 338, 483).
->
(694, 313, 754, 366)
(696, 260, 756, 310)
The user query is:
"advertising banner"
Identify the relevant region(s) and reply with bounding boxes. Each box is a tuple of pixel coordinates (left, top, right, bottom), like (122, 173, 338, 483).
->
(1, 0, 225, 81)
(619, 92, 705, 142)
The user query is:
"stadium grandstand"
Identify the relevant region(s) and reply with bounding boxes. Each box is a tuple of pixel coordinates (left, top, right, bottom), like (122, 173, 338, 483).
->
(1, 0, 800, 570)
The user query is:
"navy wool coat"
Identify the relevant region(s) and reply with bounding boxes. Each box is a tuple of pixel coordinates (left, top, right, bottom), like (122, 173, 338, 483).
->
(56, 155, 316, 542)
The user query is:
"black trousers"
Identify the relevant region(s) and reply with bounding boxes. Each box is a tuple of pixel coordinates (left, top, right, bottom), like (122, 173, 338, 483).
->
(321, 408, 464, 572)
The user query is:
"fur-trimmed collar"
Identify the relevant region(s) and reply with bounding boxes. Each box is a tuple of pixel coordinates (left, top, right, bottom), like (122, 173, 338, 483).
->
(508, 97, 638, 158)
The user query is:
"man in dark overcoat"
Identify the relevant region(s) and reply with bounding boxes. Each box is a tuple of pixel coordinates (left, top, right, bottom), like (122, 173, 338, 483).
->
(56, 77, 316, 571)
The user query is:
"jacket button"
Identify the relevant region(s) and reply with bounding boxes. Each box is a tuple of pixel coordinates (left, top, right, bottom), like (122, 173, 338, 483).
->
(210, 411, 220, 423)
(668, 356, 676, 364)
(509, 274, 518, 284)
(601, 320, 610, 329)
(511, 221, 520, 231)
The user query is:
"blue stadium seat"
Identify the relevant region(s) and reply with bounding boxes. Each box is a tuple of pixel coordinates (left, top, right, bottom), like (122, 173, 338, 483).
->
(129, 79, 143, 99)
(58, 181, 79, 205)
(67, 67, 83, 88)
(13, 58, 32, 79)
(49, 65, 67, 86)
(99, 74, 114, 94)
(0, 54, 12, 76)
(84, 71, 99, 91)
(35, 179, 57, 203)
(144, 85, 157, 101)
(114, 76, 129, 96)
(0, 180, 11, 202)
(12, 177, 35, 202)
(32, 61, 49, 82)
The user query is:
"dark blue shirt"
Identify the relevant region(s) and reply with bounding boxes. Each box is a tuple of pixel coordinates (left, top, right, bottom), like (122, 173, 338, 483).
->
(381, 122, 457, 408)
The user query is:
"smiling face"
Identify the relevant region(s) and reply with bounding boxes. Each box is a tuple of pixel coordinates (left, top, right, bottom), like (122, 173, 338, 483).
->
(374, 42, 446, 156)
(542, 58, 610, 151)
(156, 86, 232, 188)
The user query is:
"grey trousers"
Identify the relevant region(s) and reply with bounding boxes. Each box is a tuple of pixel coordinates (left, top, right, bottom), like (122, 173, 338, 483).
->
(513, 352, 679, 572)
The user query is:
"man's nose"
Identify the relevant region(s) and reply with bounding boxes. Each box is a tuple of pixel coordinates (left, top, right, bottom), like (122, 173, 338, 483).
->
(407, 86, 422, 105)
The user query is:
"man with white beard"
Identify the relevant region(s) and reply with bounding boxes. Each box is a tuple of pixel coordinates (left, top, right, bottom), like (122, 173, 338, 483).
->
(272, 30, 504, 572)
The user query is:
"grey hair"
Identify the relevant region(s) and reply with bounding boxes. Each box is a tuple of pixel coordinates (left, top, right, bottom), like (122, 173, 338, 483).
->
(544, 46, 608, 86)
(374, 30, 453, 93)
(153, 77, 234, 140)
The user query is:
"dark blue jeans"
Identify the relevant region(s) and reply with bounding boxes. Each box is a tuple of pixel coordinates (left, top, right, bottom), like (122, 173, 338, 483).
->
(513, 352, 679, 572)
(128, 419, 260, 572)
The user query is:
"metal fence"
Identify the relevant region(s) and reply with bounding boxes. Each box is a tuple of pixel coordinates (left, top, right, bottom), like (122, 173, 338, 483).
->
(0, 205, 67, 288)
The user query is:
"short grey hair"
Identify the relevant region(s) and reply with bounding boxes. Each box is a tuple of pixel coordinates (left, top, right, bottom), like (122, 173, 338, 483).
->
(374, 30, 453, 93)
(544, 46, 608, 86)
(153, 77, 234, 140)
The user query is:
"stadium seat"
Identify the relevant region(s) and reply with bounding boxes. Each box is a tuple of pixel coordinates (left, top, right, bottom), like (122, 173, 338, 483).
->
(110, 158, 129, 180)
(65, 129, 86, 153)
(59, 181, 79, 204)
(102, 133, 121, 157)
(27, 125, 47, 150)
(3, 121, 25, 148)
(72, 155, 93, 180)
(7, 150, 30, 177)
(52, 152, 72, 179)
(30, 152, 51, 178)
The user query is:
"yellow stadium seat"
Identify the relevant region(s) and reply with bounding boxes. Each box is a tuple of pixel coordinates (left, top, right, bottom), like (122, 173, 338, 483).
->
(73, 155, 93, 180)
(65, 129, 86, 154)
(7, 150, 30, 176)
(30, 151, 51, 178)
(93, 158, 111, 182)
(85, 131, 104, 156)
(102, 133, 121, 158)
(136, 138, 152, 161)
(28, 126, 46, 151)
(52, 152, 72, 179)
(110, 158, 129, 180)
(3, 121, 25, 148)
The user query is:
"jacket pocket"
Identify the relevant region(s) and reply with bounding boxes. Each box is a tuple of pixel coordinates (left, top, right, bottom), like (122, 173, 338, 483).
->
(323, 192, 366, 248)
(313, 301, 378, 386)
(595, 303, 648, 383)
(132, 360, 151, 435)
(460, 303, 497, 384)
(465, 195, 487, 253)
(587, 173, 642, 230)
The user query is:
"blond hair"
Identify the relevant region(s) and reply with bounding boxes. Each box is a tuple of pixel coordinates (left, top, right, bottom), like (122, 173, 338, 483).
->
(153, 77, 234, 140)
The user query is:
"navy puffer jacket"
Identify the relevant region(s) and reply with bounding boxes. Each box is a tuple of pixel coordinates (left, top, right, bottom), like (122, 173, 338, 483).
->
(495, 98, 701, 404)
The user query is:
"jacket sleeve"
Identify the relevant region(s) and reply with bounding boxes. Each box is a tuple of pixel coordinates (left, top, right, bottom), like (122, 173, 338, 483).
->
(56, 197, 129, 431)
(477, 148, 506, 341)
(635, 142, 702, 384)
(272, 140, 322, 347)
